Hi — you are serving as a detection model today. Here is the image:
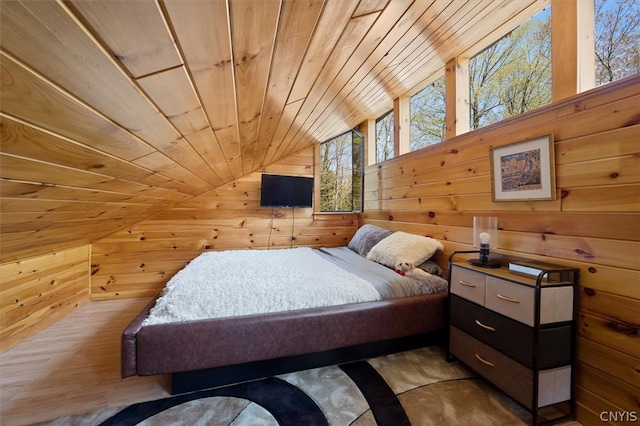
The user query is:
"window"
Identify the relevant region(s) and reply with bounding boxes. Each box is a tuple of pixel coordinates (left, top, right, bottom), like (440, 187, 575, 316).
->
(595, 0, 640, 85)
(410, 76, 446, 150)
(469, 8, 552, 129)
(319, 129, 363, 212)
(375, 110, 394, 163)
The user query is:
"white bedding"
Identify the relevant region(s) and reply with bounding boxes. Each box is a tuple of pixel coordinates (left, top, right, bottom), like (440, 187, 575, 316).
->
(142, 247, 383, 325)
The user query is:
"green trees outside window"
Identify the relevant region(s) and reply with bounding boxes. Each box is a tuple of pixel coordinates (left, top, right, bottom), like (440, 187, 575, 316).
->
(319, 130, 363, 212)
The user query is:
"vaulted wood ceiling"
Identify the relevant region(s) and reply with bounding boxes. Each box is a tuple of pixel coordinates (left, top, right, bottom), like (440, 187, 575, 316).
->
(0, 0, 548, 261)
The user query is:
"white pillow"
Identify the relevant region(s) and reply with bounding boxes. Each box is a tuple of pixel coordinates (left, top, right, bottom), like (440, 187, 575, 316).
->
(366, 231, 444, 268)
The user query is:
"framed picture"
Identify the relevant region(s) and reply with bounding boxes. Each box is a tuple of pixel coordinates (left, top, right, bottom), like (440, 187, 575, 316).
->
(490, 134, 556, 201)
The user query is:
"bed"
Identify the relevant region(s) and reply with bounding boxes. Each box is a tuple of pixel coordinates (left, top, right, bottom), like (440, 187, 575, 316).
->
(121, 225, 449, 393)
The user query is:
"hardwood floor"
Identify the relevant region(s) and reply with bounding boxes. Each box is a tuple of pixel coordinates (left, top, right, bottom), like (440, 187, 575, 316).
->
(1, 297, 584, 426)
(0, 298, 169, 426)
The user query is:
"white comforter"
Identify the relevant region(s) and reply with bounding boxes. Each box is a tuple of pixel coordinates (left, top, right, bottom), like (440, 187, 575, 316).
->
(142, 247, 383, 325)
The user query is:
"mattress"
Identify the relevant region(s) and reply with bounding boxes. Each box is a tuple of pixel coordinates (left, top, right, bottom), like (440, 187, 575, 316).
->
(142, 246, 448, 325)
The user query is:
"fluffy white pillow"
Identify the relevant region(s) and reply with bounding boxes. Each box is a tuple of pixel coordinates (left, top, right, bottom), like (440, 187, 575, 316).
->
(366, 231, 444, 268)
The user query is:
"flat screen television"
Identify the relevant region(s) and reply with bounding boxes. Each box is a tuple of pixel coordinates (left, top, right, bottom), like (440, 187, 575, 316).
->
(260, 174, 313, 208)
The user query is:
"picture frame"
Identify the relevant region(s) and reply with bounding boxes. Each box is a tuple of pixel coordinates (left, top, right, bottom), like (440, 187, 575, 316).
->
(490, 134, 556, 201)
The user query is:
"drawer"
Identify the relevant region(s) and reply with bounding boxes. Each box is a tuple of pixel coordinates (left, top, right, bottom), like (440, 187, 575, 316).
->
(450, 296, 573, 369)
(485, 276, 535, 326)
(450, 295, 534, 367)
(538, 325, 573, 367)
(540, 286, 575, 324)
(450, 265, 485, 305)
(538, 365, 572, 407)
(449, 327, 572, 410)
(449, 326, 534, 409)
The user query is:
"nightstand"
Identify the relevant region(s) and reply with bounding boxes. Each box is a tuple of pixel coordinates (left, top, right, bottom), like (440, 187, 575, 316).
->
(447, 251, 578, 425)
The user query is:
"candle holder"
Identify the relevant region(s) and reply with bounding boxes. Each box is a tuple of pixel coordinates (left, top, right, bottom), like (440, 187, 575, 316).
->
(468, 216, 500, 268)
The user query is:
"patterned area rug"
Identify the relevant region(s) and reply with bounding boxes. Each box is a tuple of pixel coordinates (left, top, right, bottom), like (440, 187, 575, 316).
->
(38, 346, 532, 425)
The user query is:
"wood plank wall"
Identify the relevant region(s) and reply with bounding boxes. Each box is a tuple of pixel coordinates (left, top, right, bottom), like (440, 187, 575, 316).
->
(360, 75, 640, 426)
(90, 147, 358, 300)
(0, 245, 90, 352)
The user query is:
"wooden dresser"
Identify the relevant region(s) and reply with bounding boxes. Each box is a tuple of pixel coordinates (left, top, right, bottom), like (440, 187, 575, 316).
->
(447, 252, 578, 425)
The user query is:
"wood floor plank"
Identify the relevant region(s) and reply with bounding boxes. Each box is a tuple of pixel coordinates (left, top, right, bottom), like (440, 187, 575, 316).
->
(0, 297, 169, 425)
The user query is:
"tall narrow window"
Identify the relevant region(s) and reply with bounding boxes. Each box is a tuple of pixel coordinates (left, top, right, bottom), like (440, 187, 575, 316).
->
(320, 129, 363, 212)
(410, 76, 446, 150)
(469, 8, 552, 129)
(375, 110, 394, 163)
(594, 0, 640, 85)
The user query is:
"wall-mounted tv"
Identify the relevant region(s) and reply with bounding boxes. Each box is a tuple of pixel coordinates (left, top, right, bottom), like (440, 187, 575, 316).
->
(260, 174, 313, 208)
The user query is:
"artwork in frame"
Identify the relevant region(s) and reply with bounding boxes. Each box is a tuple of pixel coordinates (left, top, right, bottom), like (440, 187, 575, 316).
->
(490, 134, 556, 201)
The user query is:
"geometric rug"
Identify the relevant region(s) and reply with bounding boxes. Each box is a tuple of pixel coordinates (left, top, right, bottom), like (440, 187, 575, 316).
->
(36, 346, 532, 425)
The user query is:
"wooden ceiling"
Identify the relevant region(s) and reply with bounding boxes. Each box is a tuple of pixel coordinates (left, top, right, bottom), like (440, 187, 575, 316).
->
(0, 0, 547, 261)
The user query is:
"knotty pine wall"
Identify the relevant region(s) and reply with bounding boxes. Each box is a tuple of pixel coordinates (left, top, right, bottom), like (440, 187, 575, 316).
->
(360, 75, 639, 425)
(0, 246, 90, 352)
(90, 147, 358, 300)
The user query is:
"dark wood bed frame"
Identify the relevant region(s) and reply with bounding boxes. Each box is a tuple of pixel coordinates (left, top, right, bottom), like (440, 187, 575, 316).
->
(122, 291, 447, 394)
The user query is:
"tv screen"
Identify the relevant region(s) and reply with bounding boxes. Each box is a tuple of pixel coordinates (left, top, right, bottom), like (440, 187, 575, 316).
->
(260, 174, 313, 208)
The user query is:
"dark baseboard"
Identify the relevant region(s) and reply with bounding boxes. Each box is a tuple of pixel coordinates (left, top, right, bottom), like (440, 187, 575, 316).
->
(171, 331, 444, 394)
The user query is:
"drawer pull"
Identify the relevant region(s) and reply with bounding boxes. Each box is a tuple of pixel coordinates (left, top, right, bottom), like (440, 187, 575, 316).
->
(474, 353, 495, 367)
(496, 293, 520, 303)
(459, 280, 477, 288)
(475, 319, 496, 332)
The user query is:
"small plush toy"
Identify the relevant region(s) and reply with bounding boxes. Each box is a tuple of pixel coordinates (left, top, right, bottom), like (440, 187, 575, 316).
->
(396, 261, 431, 277)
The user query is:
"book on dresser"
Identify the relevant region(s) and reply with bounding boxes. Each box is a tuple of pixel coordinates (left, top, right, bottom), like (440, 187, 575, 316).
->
(508, 260, 573, 283)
